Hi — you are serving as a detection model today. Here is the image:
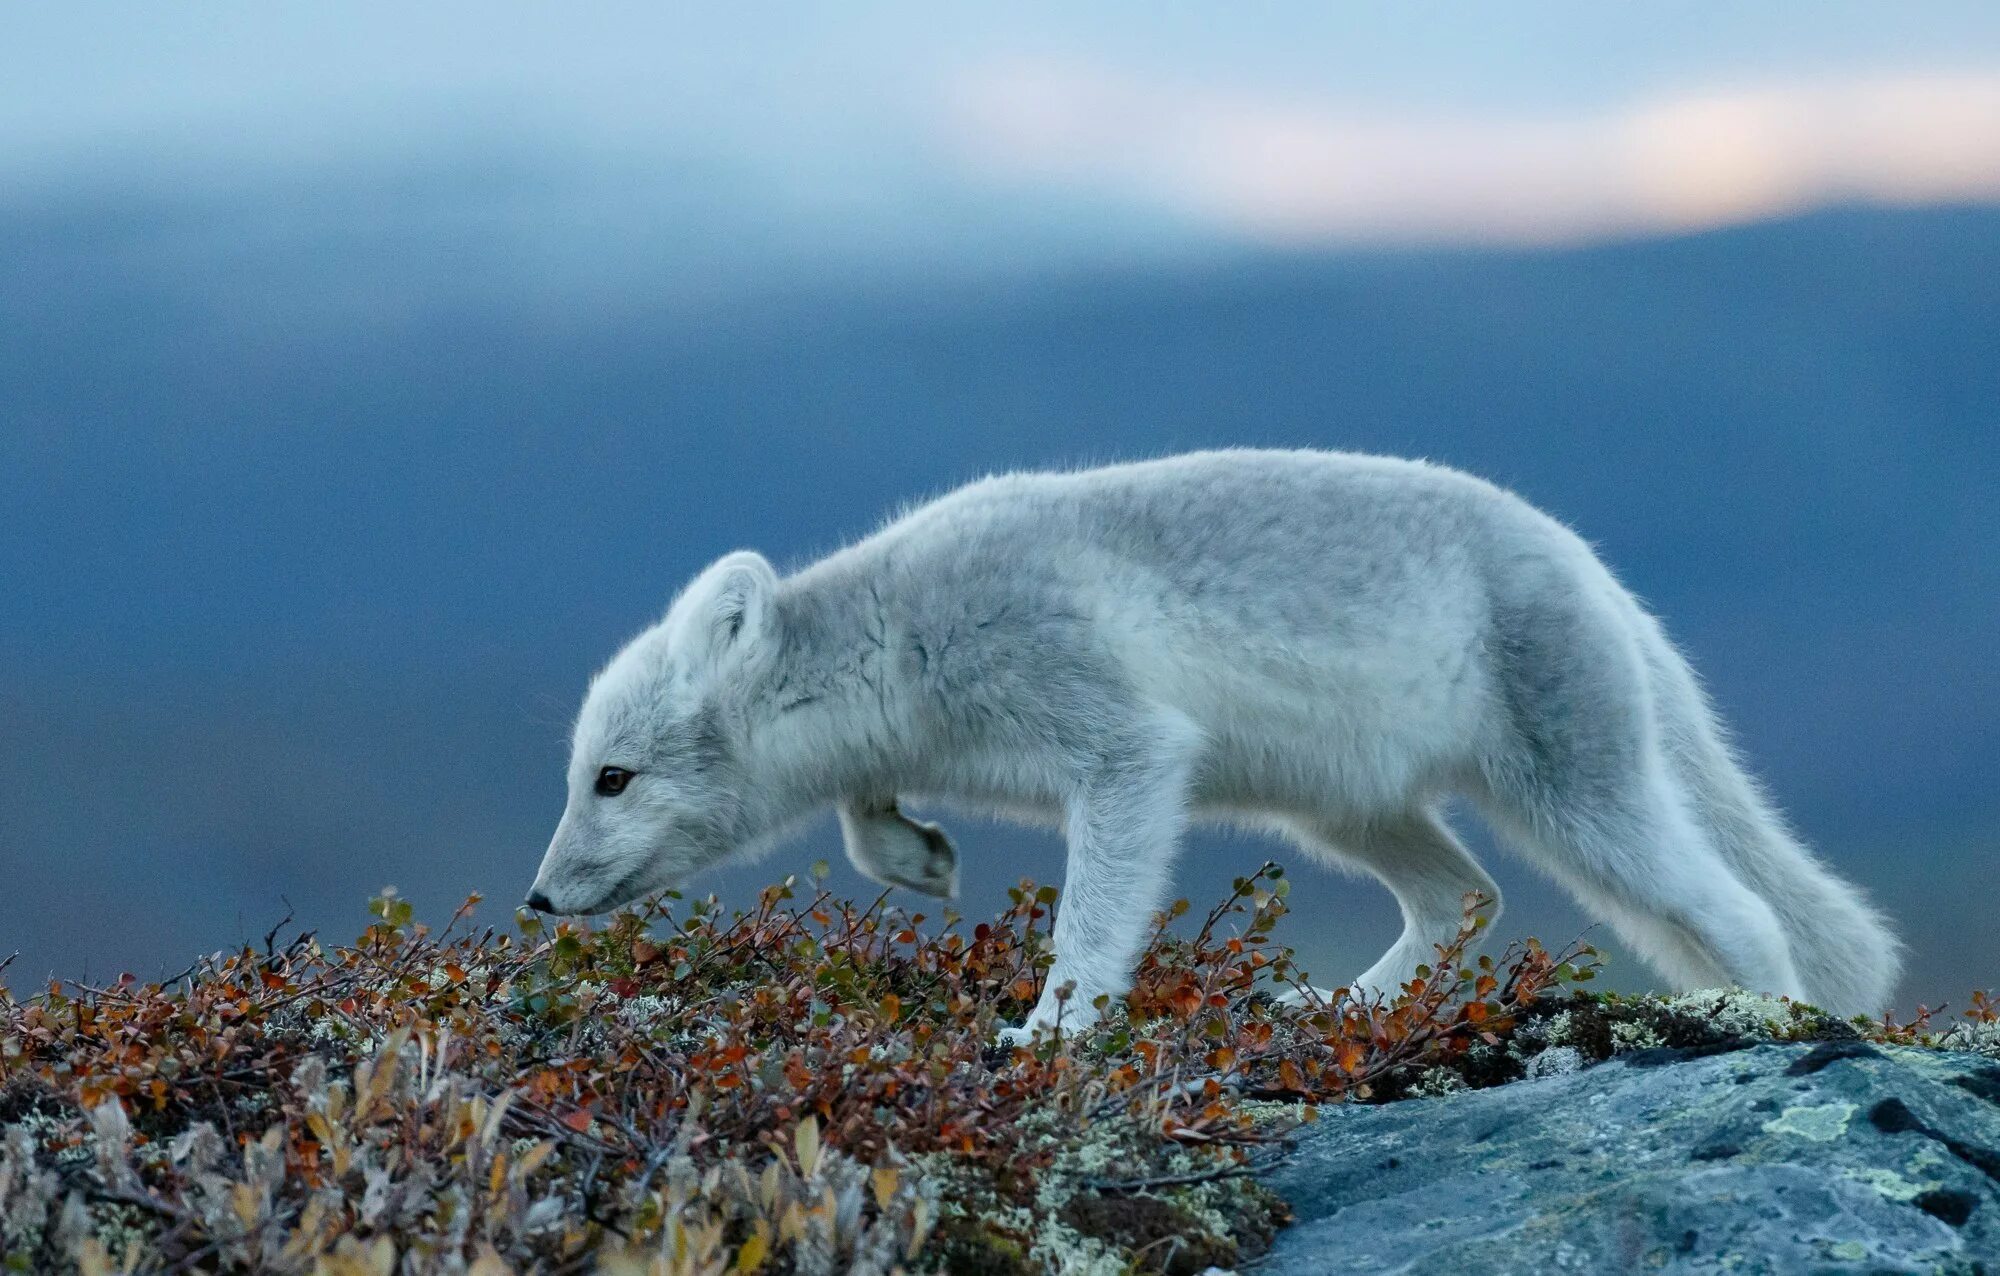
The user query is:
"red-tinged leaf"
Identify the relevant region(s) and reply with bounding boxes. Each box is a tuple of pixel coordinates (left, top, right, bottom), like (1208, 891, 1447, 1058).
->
(562, 1109, 594, 1133)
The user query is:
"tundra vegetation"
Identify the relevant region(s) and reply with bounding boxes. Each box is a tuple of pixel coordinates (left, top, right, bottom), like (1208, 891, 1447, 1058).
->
(1, 865, 1991, 1275)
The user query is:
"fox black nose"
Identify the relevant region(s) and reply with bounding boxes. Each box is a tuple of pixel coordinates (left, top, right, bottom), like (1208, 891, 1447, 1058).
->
(523, 890, 554, 913)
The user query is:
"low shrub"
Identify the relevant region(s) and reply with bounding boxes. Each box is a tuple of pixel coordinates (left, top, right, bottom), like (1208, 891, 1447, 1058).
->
(2, 863, 1984, 1274)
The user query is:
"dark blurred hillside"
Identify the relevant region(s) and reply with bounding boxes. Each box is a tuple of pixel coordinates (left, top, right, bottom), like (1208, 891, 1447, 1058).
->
(2, 190, 1994, 998)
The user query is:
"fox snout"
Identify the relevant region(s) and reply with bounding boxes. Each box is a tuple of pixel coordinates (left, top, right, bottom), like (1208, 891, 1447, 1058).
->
(523, 864, 646, 917)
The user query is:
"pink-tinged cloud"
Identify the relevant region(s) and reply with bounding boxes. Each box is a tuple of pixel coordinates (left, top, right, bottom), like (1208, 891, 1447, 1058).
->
(946, 64, 2000, 245)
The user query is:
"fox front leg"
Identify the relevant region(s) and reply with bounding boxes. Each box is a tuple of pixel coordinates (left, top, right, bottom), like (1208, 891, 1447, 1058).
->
(837, 798, 959, 899)
(997, 711, 1199, 1047)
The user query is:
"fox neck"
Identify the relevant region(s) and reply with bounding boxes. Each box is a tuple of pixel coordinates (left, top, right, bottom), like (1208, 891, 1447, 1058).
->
(740, 574, 920, 816)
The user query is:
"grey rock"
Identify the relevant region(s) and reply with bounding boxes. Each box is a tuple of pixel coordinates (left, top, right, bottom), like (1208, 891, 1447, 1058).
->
(1259, 1043, 2000, 1275)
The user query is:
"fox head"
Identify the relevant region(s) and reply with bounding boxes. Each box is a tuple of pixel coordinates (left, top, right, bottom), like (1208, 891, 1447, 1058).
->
(526, 551, 783, 915)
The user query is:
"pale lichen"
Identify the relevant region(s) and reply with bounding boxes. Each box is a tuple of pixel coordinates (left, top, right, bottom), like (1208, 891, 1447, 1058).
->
(1409, 1067, 1469, 1098)
(1608, 1021, 1662, 1053)
(1841, 1165, 1934, 1202)
(1664, 989, 1796, 1039)
(1761, 1101, 1856, 1142)
(1523, 1045, 1585, 1080)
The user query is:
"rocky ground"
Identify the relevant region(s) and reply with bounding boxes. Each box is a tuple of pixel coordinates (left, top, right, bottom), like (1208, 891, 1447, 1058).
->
(1260, 1040, 2000, 1274)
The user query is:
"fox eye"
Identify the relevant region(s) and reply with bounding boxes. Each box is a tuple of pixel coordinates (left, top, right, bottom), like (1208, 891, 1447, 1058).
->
(594, 766, 634, 797)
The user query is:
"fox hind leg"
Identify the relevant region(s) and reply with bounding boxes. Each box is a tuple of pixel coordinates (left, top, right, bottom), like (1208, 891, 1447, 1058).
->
(1281, 808, 1502, 1001)
(1480, 763, 1804, 1001)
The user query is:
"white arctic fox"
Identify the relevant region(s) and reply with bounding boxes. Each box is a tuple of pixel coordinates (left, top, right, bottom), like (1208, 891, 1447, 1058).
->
(527, 450, 1900, 1038)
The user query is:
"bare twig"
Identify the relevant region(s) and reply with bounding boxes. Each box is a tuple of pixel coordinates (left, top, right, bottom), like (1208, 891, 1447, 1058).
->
(262, 899, 297, 960)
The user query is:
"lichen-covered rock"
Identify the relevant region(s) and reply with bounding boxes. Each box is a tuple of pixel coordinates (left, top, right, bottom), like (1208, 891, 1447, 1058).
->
(1261, 1041, 2000, 1274)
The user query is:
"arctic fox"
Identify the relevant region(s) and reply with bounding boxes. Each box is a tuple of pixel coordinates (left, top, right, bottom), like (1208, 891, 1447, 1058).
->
(527, 450, 1901, 1038)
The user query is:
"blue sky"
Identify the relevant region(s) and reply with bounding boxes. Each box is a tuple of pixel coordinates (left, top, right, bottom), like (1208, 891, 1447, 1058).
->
(9, 3, 2000, 271)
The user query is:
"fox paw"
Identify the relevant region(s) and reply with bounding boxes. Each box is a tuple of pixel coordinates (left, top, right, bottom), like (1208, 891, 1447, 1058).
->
(994, 1023, 1041, 1050)
(883, 820, 958, 899)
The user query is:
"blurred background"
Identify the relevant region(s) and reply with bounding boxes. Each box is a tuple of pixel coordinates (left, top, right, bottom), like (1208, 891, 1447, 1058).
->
(3, 4, 1995, 1006)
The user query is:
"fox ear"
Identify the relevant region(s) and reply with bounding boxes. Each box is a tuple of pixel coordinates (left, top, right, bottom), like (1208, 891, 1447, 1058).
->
(668, 550, 777, 671)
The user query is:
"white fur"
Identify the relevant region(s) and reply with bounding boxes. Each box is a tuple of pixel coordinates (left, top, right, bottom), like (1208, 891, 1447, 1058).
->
(529, 450, 1902, 1038)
